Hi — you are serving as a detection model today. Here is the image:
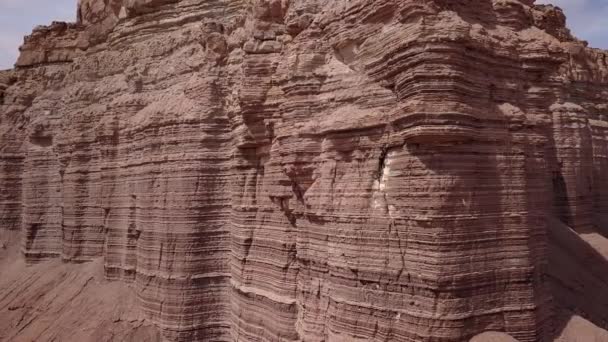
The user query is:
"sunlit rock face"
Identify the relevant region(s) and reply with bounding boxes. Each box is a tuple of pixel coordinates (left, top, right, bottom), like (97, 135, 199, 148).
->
(1, 0, 608, 341)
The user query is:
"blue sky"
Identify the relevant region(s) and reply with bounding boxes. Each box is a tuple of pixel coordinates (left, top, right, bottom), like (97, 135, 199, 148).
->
(538, 0, 608, 49)
(0, 0, 607, 70)
(0, 0, 76, 69)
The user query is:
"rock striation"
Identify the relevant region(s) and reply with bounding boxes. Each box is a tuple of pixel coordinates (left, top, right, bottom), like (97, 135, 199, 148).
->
(1, 0, 608, 341)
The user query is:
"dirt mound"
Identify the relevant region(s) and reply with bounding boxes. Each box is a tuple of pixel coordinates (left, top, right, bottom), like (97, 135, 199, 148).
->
(0, 247, 159, 342)
(548, 217, 608, 341)
(470, 331, 519, 342)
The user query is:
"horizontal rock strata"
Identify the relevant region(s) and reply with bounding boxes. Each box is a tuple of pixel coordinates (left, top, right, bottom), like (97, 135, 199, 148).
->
(1, 0, 608, 341)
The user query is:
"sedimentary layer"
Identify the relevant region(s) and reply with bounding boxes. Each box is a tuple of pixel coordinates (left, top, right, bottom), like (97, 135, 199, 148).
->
(1, 0, 608, 341)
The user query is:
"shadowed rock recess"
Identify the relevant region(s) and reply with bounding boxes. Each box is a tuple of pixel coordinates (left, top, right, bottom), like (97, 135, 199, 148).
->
(1, 0, 608, 341)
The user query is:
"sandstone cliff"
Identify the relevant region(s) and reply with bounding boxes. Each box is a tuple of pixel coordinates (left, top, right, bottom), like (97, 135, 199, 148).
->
(1, 0, 608, 341)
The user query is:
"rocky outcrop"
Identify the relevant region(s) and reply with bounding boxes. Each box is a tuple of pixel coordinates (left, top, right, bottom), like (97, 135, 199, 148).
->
(1, 0, 608, 341)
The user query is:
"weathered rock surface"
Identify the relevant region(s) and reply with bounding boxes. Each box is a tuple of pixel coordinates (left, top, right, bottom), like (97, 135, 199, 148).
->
(1, 0, 608, 341)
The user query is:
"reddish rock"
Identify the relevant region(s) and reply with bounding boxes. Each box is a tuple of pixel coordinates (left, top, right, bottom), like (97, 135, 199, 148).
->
(1, 0, 608, 341)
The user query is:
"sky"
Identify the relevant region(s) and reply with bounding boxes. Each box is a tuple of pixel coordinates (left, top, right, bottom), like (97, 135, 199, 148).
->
(537, 0, 608, 49)
(0, 0, 607, 70)
(0, 0, 76, 70)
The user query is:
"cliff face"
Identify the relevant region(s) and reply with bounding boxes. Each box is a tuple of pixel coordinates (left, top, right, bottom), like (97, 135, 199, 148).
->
(1, 0, 608, 341)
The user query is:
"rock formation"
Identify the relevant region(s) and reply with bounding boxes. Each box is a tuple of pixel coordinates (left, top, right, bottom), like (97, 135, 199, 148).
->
(1, 0, 608, 341)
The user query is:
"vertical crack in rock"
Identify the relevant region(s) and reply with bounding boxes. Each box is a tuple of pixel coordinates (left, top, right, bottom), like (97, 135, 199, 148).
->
(372, 146, 397, 217)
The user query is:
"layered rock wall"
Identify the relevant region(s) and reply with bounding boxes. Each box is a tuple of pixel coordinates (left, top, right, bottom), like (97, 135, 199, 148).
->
(1, 0, 608, 341)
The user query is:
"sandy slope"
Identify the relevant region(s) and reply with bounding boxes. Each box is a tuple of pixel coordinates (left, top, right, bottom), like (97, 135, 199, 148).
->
(0, 230, 160, 342)
(548, 217, 608, 342)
